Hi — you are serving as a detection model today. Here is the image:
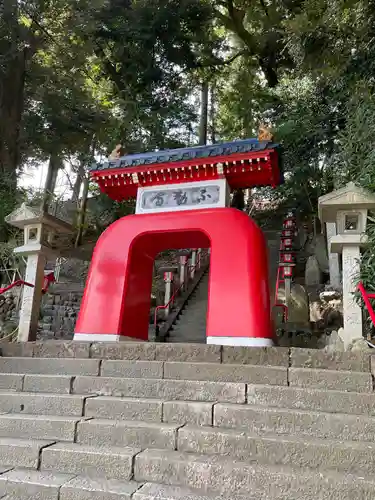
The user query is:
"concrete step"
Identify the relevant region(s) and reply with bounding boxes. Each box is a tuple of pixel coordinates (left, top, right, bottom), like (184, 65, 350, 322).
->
(0, 469, 141, 500)
(178, 425, 375, 474)
(73, 377, 246, 403)
(134, 449, 375, 499)
(0, 357, 100, 375)
(247, 384, 375, 416)
(41, 442, 140, 480)
(77, 419, 180, 449)
(0, 438, 54, 469)
(214, 403, 375, 441)
(0, 414, 83, 441)
(0, 391, 87, 416)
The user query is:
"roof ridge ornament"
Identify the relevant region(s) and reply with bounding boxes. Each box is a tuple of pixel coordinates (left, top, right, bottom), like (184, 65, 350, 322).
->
(109, 144, 126, 160)
(258, 124, 274, 142)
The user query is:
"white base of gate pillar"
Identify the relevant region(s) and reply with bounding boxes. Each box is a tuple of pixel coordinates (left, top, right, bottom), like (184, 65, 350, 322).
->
(207, 336, 274, 347)
(73, 333, 131, 342)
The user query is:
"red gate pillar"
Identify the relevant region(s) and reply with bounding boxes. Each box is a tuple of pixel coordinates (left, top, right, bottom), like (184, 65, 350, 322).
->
(74, 208, 274, 346)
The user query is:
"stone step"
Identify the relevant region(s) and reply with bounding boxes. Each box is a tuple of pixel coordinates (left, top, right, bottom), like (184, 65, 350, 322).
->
(3, 343, 371, 370)
(41, 442, 140, 480)
(168, 339, 206, 344)
(179, 311, 206, 318)
(214, 403, 375, 441)
(101, 360, 163, 379)
(169, 332, 206, 339)
(0, 357, 100, 376)
(133, 483, 254, 500)
(0, 391, 87, 416)
(85, 396, 164, 422)
(76, 419, 180, 449)
(0, 414, 82, 441)
(290, 348, 371, 372)
(23, 374, 74, 394)
(0, 438, 54, 469)
(60, 475, 142, 500)
(167, 335, 206, 341)
(0, 469, 141, 500)
(134, 449, 375, 499)
(0, 373, 23, 391)
(2, 342, 297, 366)
(0, 469, 74, 499)
(288, 367, 373, 393)
(163, 401, 214, 426)
(85, 396, 213, 426)
(73, 377, 246, 403)
(178, 425, 375, 474)
(180, 310, 206, 316)
(247, 384, 375, 416)
(172, 323, 206, 330)
(163, 362, 287, 386)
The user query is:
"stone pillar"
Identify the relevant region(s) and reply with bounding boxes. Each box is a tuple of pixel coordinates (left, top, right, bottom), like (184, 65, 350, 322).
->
(326, 222, 340, 288)
(284, 277, 291, 304)
(179, 256, 188, 290)
(18, 252, 47, 342)
(196, 248, 202, 269)
(341, 245, 362, 348)
(190, 250, 197, 279)
(163, 271, 173, 319)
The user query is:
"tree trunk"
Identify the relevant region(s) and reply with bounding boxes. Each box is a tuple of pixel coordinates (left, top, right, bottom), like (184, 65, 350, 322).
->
(0, 1, 38, 240)
(75, 175, 89, 248)
(41, 154, 61, 213)
(209, 83, 216, 144)
(199, 81, 209, 145)
(71, 163, 85, 203)
(231, 189, 245, 210)
(0, 0, 31, 190)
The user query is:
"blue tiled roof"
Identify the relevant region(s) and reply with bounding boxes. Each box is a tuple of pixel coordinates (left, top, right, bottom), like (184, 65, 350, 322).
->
(92, 138, 279, 171)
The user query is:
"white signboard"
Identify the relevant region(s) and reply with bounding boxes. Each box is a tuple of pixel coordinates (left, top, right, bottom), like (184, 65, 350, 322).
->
(136, 179, 229, 214)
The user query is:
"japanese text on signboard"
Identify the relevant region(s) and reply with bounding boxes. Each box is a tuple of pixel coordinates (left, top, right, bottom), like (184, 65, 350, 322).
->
(141, 185, 220, 210)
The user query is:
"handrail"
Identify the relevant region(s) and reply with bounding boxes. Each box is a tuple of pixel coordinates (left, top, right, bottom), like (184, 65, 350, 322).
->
(274, 302, 288, 322)
(154, 251, 208, 328)
(0, 272, 56, 296)
(358, 281, 375, 326)
(0, 280, 34, 294)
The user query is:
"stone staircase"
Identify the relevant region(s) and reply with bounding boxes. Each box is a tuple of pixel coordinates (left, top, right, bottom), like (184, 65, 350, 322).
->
(167, 272, 208, 343)
(0, 342, 373, 498)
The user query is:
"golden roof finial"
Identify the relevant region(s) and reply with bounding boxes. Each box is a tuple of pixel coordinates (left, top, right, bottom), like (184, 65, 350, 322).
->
(109, 144, 126, 160)
(258, 124, 273, 142)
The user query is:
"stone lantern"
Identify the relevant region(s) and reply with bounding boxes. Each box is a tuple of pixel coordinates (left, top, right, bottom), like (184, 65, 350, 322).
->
(318, 182, 375, 347)
(5, 203, 73, 342)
